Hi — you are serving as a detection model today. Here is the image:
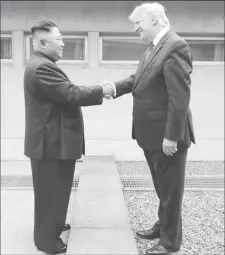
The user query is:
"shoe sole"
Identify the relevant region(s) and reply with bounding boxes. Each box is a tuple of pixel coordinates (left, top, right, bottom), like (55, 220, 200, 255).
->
(145, 250, 180, 255)
(36, 245, 67, 254)
(136, 234, 160, 240)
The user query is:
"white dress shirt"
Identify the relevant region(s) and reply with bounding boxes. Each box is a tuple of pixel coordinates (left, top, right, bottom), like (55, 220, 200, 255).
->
(153, 26, 170, 47)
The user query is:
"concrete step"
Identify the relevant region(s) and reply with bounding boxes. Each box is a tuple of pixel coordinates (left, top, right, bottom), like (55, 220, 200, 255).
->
(66, 155, 138, 255)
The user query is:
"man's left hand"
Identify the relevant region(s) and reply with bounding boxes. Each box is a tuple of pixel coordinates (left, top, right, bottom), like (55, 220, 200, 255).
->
(162, 138, 177, 156)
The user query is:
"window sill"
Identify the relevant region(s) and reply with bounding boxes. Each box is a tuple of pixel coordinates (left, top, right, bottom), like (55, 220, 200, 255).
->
(99, 61, 138, 69)
(57, 60, 89, 68)
(99, 60, 224, 68)
(193, 61, 224, 66)
(1, 59, 13, 64)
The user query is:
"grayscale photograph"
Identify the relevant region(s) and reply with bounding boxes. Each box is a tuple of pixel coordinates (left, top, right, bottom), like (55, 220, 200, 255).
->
(1, 1, 224, 255)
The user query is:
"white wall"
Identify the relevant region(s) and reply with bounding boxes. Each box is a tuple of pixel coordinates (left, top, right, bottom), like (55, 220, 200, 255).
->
(1, 1, 224, 161)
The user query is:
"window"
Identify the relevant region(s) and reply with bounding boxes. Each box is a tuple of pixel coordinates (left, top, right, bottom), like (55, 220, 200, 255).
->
(100, 35, 224, 64)
(26, 35, 87, 62)
(1, 34, 13, 60)
(100, 36, 148, 63)
(184, 37, 224, 62)
(62, 37, 86, 61)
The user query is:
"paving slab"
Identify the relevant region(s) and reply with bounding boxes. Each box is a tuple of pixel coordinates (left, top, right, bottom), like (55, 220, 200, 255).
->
(1, 189, 75, 255)
(71, 190, 130, 228)
(67, 155, 138, 255)
(66, 228, 138, 255)
(78, 174, 122, 190)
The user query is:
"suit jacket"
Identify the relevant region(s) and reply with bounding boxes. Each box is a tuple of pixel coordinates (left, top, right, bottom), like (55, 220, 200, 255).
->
(24, 52, 103, 160)
(115, 30, 195, 150)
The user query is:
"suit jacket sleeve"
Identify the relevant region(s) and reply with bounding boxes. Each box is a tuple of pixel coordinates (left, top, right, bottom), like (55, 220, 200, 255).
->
(35, 62, 103, 107)
(113, 74, 135, 98)
(163, 42, 193, 141)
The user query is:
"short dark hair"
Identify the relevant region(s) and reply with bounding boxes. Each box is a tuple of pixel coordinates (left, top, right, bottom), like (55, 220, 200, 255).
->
(31, 21, 57, 35)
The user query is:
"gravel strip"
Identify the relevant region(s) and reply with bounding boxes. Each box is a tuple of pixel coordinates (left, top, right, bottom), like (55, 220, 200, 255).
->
(117, 161, 224, 176)
(123, 191, 224, 255)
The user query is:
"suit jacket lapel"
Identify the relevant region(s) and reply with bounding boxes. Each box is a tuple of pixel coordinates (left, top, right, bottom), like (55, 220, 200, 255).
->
(133, 30, 172, 91)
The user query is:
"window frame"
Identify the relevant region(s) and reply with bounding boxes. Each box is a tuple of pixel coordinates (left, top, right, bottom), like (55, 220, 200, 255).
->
(25, 34, 88, 64)
(182, 36, 224, 65)
(99, 35, 224, 65)
(0, 34, 13, 63)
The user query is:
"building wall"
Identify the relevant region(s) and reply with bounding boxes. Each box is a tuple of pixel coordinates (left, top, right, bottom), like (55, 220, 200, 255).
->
(1, 1, 224, 33)
(1, 1, 224, 161)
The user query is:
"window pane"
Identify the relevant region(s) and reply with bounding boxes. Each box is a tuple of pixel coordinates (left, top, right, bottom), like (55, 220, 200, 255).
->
(187, 40, 224, 61)
(1, 37, 12, 59)
(215, 42, 224, 61)
(29, 37, 85, 60)
(102, 38, 148, 61)
(62, 38, 85, 60)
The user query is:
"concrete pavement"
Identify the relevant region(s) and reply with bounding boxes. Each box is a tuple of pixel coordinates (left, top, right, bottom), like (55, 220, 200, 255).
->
(1, 189, 74, 255)
(1, 156, 138, 255)
(66, 155, 138, 254)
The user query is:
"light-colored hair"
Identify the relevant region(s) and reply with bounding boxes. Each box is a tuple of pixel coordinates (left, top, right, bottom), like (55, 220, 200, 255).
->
(129, 2, 170, 27)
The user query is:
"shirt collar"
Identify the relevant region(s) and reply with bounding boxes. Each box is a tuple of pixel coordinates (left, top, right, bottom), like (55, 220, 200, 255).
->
(153, 26, 170, 46)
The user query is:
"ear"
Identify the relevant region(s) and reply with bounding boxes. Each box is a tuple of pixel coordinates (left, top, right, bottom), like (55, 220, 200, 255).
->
(152, 14, 157, 25)
(40, 39, 45, 46)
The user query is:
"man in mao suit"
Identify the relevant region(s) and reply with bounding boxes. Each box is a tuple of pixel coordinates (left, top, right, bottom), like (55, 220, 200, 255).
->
(24, 21, 113, 254)
(103, 3, 195, 255)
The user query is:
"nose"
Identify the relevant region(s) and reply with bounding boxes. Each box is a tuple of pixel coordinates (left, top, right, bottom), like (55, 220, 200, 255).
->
(61, 41, 65, 47)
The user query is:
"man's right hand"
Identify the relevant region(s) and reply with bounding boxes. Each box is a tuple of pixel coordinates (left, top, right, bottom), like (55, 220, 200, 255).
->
(101, 81, 116, 99)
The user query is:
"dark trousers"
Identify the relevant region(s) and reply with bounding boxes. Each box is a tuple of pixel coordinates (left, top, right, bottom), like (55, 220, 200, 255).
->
(144, 148, 188, 252)
(30, 159, 75, 254)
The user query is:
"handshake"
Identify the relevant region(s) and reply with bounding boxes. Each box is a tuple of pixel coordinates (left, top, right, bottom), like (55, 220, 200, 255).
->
(100, 81, 116, 100)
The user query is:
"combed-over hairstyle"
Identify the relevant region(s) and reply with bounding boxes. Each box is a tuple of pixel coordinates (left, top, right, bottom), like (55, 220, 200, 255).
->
(129, 2, 170, 27)
(31, 21, 57, 35)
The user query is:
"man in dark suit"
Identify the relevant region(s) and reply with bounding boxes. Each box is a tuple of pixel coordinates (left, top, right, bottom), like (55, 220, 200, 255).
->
(24, 21, 113, 254)
(102, 3, 195, 255)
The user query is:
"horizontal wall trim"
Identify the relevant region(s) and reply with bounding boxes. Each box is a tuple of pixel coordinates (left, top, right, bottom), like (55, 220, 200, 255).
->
(1, 158, 224, 163)
(98, 62, 224, 68)
(1, 62, 224, 68)
(1, 137, 224, 141)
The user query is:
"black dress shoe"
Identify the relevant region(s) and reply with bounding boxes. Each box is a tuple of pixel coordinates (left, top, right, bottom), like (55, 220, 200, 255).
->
(36, 244, 67, 255)
(54, 243, 67, 254)
(146, 243, 169, 255)
(136, 228, 160, 240)
(62, 224, 71, 231)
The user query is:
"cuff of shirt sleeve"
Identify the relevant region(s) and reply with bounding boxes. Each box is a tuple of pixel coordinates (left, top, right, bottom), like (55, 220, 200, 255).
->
(112, 83, 116, 97)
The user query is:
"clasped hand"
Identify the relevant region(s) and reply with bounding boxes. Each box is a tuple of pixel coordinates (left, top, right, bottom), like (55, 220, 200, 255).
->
(100, 80, 115, 99)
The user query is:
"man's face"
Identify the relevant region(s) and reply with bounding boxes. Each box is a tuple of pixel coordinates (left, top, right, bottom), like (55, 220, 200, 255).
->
(133, 11, 155, 43)
(44, 27, 64, 61)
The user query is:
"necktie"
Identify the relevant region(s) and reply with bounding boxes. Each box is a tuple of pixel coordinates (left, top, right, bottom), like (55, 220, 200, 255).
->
(144, 43, 154, 61)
